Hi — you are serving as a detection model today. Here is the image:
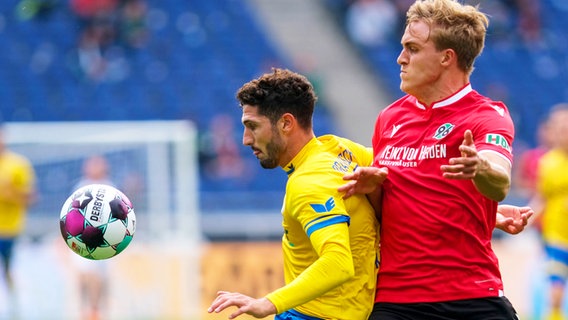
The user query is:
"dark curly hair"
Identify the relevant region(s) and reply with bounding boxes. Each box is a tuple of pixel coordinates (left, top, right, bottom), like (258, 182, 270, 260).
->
(236, 68, 317, 130)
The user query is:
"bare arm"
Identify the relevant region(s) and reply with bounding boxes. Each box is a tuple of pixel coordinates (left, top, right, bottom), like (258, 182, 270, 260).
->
(441, 130, 511, 202)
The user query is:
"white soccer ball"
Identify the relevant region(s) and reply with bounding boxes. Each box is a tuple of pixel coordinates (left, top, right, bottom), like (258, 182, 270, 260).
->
(59, 184, 136, 260)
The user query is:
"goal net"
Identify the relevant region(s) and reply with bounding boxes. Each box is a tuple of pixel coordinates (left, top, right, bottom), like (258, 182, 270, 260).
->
(3, 120, 202, 320)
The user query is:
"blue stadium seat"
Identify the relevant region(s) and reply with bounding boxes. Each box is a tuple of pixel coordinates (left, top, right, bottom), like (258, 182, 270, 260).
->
(349, 0, 568, 148)
(0, 0, 338, 211)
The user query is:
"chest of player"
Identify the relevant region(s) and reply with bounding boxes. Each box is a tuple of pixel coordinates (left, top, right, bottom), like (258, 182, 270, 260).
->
(375, 114, 466, 169)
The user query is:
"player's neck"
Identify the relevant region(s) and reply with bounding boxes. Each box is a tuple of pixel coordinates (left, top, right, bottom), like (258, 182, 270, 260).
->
(415, 74, 469, 107)
(279, 129, 315, 167)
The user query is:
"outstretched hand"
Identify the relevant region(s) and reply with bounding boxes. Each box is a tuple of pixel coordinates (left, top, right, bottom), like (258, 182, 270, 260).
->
(338, 166, 388, 199)
(496, 205, 534, 235)
(208, 291, 276, 319)
(441, 130, 482, 180)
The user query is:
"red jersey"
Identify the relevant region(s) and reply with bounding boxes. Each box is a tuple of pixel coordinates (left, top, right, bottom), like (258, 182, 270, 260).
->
(373, 84, 514, 303)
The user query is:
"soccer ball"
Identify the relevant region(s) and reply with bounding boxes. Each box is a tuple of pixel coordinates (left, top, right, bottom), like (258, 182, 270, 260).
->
(59, 184, 136, 260)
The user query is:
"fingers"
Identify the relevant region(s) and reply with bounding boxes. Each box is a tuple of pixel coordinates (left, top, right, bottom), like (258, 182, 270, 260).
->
(338, 181, 356, 199)
(521, 211, 533, 226)
(337, 180, 354, 193)
(342, 171, 358, 181)
(440, 163, 476, 179)
(208, 292, 230, 313)
(208, 291, 241, 314)
(514, 206, 533, 226)
(501, 217, 514, 225)
(229, 308, 245, 319)
(506, 213, 531, 235)
(461, 130, 474, 157)
(463, 129, 474, 146)
(502, 217, 523, 235)
(441, 134, 478, 179)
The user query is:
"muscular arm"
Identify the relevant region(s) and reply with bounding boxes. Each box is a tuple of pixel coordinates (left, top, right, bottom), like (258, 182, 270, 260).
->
(441, 130, 511, 202)
(473, 151, 511, 202)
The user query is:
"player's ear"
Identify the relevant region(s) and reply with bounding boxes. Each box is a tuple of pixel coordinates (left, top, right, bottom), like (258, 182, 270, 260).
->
(279, 113, 295, 133)
(441, 48, 455, 67)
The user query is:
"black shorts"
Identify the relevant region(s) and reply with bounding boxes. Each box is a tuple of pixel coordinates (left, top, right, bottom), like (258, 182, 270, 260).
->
(368, 297, 519, 320)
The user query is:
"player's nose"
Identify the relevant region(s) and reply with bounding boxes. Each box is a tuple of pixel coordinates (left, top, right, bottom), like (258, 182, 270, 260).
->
(242, 130, 253, 146)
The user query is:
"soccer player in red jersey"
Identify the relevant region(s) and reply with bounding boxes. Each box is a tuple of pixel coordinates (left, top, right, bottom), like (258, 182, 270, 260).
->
(340, 0, 520, 318)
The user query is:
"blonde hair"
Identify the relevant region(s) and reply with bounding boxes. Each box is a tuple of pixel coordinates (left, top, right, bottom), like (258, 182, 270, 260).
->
(406, 0, 489, 74)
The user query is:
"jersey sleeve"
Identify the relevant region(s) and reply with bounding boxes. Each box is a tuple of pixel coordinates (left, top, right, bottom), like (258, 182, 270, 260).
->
(265, 222, 354, 313)
(336, 136, 374, 167)
(266, 174, 354, 313)
(472, 102, 515, 165)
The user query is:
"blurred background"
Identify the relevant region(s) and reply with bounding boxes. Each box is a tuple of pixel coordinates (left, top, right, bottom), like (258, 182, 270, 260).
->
(0, 0, 567, 319)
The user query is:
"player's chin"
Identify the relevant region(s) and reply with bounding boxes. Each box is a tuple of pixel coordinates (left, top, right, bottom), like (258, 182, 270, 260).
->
(259, 158, 278, 169)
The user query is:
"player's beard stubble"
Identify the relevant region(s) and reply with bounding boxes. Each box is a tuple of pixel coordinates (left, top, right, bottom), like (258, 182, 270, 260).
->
(259, 127, 285, 169)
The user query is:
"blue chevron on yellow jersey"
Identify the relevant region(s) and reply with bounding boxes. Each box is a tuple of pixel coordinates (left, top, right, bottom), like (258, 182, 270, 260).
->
(309, 196, 336, 213)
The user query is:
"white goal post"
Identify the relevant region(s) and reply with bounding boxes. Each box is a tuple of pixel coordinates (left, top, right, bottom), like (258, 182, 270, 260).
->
(3, 120, 202, 320)
(5, 120, 200, 242)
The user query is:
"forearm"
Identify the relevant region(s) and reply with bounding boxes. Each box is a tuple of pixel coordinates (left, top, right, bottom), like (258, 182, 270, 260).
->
(473, 154, 511, 202)
(265, 243, 354, 313)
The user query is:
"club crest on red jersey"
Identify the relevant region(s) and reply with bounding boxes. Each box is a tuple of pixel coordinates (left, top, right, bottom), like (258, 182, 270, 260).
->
(433, 123, 454, 140)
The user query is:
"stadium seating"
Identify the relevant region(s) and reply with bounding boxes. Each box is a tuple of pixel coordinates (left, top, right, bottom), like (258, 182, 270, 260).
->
(0, 0, 337, 212)
(337, 0, 568, 149)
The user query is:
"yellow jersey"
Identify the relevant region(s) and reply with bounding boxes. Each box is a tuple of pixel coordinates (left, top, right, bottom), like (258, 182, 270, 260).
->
(265, 135, 379, 320)
(537, 148, 568, 247)
(0, 150, 36, 237)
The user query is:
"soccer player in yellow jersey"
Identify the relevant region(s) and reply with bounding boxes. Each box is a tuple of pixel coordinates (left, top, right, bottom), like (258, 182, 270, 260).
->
(0, 125, 36, 291)
(207, 68, 531, 320)
(533, 104, 568, 320)
(208, 68, 379, 319)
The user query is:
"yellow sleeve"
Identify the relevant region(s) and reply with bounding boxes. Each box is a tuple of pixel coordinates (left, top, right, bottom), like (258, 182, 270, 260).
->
(265, 222, 354, 313)
(335, 136, 374, 167)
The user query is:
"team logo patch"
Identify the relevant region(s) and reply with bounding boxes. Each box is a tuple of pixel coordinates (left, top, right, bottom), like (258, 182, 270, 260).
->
(485, 133, 511, 151)
(309, 197, 336, 213)
(285, 164, 295, 175)
(433, 123, 454, 140)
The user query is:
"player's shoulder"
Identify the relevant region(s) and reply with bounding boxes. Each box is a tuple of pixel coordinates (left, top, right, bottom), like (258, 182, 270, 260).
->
(382, 95, 414, 112)
(317, 134, 373, 165)
(319, 134, 365, 149)
(468, 90, 510, 117)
